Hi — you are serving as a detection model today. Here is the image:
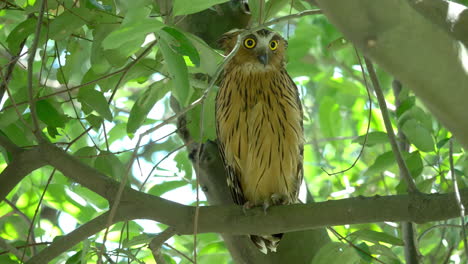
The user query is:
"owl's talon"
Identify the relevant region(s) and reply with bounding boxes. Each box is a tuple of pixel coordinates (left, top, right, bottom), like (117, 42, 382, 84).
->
(271, 193, 288, 205)
(242, 201, 254, 215)
(262, 200, 271, 214)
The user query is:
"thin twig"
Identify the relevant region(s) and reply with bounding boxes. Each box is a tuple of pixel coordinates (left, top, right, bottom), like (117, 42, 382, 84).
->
(27, 0, 46, 142)
(108, 40, 158, 103)
(21, 168, 56, 262)
(54, 44, 99, 149)
(163, 243, 195, 263)
(262, 9, 322, 28)
(0, 38, 27, 103)
(149, 227, 177, 264)
(321, 48, 372, 176)
(0, 65, 32, 130)
(364, 57, 419, 194)
(140, 143, 188, 189)
(0, 237, 29, 261)
(418, 223, 462, 241)
(4, 200, 37, 255)
(0, 68, 128, 113)
(327, 227, 385, 264)
(449, 139, 468, 256)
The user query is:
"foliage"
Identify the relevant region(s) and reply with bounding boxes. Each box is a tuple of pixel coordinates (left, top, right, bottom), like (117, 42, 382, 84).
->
(0, 0, 467, 263)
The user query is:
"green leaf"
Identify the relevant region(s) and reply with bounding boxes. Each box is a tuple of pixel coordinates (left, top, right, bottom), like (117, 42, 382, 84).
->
(159, 36, 191, 107)
(365, 151, 395, 176)
(6, 17, 36, 54)
(36, 99, 68, 128)
(348, 230, 404, 246)
(94, 151, 125, 179)
(49, 8, 89, 41)
(264, 0, 289, 20)
(85, 0, 113, 11)
(318, 96, 341, 140)
(369, 244, 400, 261)
(405, 151, 423, 178)
(173, 0, 229, 16)
(436, 137, 450, 149)
(174, 150, 192, 179)
(65, 250, 82, 264)
(148, 181, 187, 196)
(185, 89, 217, 142)
(74, 146, 98, 166)
(122, 234, 154, 247)
(186, 34, 223, 75)
(101, 5, 164, 50)
(353, 131, 388, 146)
(108, 123, 127, 146)
(355, 242, 372, 263)
(86, 114, 103, 130)
(248, 0, 261, 22)
(396, 96, 415, 117)
(311, 242, 360, 264)
(57, 40, 91, 86)
(326, 37, 350, 51)
(46, 126, 60, 138)
(199, 241, 227, 255)
(127, 80, 171, 135)
(161, 27, 200, 67)
(77, 88, 113, 121)
(401, 119, 435, 152)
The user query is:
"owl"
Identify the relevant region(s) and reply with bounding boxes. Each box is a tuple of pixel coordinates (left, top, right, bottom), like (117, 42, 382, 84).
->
(215, 28, 304, 254)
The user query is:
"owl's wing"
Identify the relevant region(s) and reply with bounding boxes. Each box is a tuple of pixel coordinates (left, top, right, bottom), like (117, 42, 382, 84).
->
(216, 140, 246, 205)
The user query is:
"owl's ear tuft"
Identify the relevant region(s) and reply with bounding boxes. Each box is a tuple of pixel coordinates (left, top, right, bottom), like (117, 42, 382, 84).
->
(217, 29, 243, 54)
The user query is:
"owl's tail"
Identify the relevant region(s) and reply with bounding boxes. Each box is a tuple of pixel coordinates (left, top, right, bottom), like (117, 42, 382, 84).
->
(250, 233, 283, 254)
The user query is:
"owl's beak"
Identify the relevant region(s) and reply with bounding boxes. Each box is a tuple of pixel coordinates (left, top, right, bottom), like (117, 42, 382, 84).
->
(257, 52, 269, 66)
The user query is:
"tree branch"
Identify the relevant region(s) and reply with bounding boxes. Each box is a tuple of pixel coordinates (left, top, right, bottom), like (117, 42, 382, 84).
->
(364, 58, 419, 193)
(27, 0, 46, 142)
(315, 0, 468, 149)
(0, 133, 20, 154)
(23, 143, 468, 263)
(393, 80, 421, 264)
(0, 147, 48, 201)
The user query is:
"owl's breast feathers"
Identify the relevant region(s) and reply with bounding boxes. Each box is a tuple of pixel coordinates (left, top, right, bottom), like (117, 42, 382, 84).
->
(216, 66, 304, 206)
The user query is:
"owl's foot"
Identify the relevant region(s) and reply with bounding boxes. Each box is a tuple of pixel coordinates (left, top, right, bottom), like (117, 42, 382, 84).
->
(242, 201, 255, 215)
(262, 193, 289, 214)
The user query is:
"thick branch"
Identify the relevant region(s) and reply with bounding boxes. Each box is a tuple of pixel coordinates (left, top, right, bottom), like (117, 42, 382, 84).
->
(31, 143, 468, 263)
(315, 0, 468, 149)
(0, 147, 48, 201)
(0, 133, 20, 154)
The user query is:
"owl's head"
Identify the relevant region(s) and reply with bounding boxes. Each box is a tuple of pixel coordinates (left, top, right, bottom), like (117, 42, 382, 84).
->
(218, 28, 287, 71)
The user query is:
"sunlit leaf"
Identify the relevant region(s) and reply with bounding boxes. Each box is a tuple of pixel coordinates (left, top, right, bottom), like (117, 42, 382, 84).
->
(348, 230, 404, 246)
(127, 80, 171, 135)
(161, 27, 200, 67)
(94, 151, 125, 179)
(173, 0, 229, 16)
(77, 88, 113, 121)
(36, 99, 68, 128)
(49, 8, 90, 41)
(101, 4, 164, 50)
(6, 17, 36, 54)
(311, 242, 360, 264)
(401, 119, 435, 152)
(365, 151, 395, 176)
(353, 131, 388, 146)
(148, 181, 187, 196)
(159, 35, 192, 107)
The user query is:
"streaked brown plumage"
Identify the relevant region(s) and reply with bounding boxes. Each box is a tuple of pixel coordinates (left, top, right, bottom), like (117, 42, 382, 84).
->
(216, 28, 304, 254)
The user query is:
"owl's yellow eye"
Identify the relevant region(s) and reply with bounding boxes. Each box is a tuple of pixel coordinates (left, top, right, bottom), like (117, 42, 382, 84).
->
(269, 40, 278, 50)
(244, 38, 256, 49)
